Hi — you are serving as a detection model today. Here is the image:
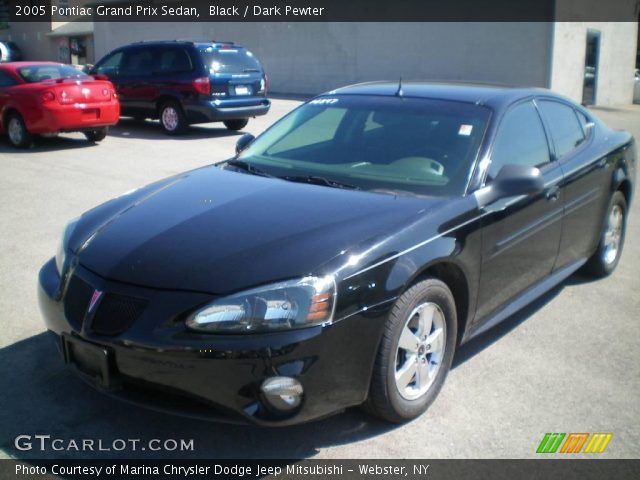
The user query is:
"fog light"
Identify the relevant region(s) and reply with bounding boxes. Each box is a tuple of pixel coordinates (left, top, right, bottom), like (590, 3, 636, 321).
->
(261, 376, 303, 410)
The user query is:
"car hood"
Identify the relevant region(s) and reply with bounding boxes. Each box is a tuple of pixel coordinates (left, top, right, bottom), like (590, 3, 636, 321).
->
(72, 166, 443, 294)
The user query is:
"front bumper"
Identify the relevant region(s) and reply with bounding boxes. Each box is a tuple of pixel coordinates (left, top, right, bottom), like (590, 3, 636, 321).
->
(26, 101, 120, 134)
(185, 97, 271, 124)
(38, 258, 387, 426)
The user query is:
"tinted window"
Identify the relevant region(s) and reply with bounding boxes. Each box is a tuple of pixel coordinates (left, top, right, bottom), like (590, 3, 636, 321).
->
(488, 101, 550, 180)
(199, 48, 262, 74)
(95, 51, 124, 76)
(121, 48, 155, 76)
(237, 96, 490, 196)
(17, 64, 90, 83)
(0, 70, 16, 87)
(158, 48, 193, 73)
(539, 100, 585, 159)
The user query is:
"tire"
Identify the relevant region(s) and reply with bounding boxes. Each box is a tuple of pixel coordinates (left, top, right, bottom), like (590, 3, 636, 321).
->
(84, 127, 108, 143)
(365, 278, 457, 423)
(159, 101, 187, 135)
(223, 119, 249, 131)
(583, 191, 627, 277)
(6, 113, 33, 148)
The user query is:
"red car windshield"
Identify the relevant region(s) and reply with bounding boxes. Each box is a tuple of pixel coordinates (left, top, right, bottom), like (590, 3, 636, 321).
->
(17, 64, 91, 83)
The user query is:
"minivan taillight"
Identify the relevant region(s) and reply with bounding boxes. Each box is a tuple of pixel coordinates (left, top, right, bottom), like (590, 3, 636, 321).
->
(192, 76, 210, 95)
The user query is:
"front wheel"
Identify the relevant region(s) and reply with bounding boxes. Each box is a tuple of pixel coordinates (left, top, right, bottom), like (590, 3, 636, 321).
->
(84, 127, 108, 143)
(6, 113, 33, 148)
(584, 191, 627, 277)
(223, 119, 249, 131)
(365, 278, 457, 423)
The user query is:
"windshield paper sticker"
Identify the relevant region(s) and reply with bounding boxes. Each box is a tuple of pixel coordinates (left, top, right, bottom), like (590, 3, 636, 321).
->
(458, 124, 473, 136)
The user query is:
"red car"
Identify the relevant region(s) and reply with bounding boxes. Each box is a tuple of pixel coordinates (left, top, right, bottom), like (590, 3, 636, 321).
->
(0, 62, 120, 148)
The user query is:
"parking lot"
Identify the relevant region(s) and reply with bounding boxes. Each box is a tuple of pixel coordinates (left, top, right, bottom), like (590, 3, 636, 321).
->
(0, 99, 638, 460)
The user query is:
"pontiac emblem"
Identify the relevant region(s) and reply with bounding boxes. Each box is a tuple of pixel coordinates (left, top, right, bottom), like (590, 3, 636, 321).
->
(88, 290, 103, 314)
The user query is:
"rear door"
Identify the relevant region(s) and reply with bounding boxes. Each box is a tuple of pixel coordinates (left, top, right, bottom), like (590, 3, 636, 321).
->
(198, 46, 266, 100)
(117, 47, 158, 117)
(537, 99, 607, 269)
(475, 100, 564, 321)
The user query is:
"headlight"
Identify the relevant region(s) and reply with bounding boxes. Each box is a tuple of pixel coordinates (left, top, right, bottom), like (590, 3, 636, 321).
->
(186, 276, 336, 333)
(55, 217, 79, 275)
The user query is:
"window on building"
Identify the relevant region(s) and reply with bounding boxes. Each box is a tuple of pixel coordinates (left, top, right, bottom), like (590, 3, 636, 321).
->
(488, 101, 550, 181)
(538, 100, 586, 159)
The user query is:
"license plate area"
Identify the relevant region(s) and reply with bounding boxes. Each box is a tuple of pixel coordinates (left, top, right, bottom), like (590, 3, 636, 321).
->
(234, 85, 251, 95)
(62, 334, 119, 390)
(81, 108, 99, 119)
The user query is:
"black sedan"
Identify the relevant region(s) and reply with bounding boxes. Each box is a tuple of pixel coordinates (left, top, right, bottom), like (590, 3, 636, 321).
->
(39, 82, 635, 425)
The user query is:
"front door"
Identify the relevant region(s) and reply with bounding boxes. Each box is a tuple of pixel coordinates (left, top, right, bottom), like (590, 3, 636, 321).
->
(475, 100, 564, 321)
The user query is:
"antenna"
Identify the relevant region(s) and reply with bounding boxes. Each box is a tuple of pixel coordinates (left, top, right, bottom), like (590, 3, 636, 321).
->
(395, 77, 403, 97)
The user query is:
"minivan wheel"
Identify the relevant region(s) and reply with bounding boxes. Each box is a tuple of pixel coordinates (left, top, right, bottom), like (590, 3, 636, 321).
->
(6, 113, 33, 148)
(159, 101, 187, 135)
(365, 278, 457, 423)
(584, 191, 627, 277)
(84, 127, 108, 143)
(223, 119, 249, 131)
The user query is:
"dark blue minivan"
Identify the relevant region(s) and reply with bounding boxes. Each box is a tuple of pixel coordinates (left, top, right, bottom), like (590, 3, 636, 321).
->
(91, 41, 270, 134)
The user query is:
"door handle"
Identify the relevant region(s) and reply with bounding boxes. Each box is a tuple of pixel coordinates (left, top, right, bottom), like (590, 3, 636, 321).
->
(545, 186, 560, 202)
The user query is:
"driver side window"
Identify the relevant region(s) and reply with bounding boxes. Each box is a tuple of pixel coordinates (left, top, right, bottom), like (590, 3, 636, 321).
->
(488, 101, 550, 181)
(95, 51, 124, 76)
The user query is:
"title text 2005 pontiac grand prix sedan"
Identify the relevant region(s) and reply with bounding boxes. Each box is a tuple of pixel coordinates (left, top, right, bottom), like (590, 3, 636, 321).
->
(39, 82, 635, 425)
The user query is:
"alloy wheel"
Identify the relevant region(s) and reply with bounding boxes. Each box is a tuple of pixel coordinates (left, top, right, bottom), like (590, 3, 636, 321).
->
(161, 106, 179, 131)
(8, 117, 24, 145)
(603, 204, 623, 265)
(394, 302, 446, 400)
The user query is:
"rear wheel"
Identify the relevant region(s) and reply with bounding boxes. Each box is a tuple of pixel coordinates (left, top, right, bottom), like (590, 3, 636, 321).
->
(159, 101, 187, 135)
(84, 127, 108, 143)
(223, 119, 249, 131)
(365, 278, 457, 423)
(584, 191, 627, 277)
(6, 113, 33, 148)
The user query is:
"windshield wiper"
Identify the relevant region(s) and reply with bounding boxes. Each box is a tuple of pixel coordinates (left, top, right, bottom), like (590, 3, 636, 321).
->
(224, 159, 275, 178)
(281, 175, 360, 190)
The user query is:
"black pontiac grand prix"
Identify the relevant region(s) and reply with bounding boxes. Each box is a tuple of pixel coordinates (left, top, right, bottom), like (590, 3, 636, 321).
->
(39, 82, 635, 425)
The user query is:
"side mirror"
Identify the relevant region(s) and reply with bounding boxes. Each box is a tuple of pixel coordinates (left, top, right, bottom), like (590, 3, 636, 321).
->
(475, 164, 544, 208)
(235, 133, 255, 154)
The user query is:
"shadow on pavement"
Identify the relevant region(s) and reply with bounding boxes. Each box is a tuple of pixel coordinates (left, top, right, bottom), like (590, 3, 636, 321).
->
(110, 119, 243, 141)
(0, 136, 97, 154)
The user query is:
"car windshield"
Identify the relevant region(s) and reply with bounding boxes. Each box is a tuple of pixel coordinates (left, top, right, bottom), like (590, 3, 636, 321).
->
(17, 64, 91, 83)
(237, 95, 491, 196)
(199, 48, 262, 73)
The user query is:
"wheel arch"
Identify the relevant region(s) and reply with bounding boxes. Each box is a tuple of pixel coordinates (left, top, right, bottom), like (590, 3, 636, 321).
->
(155, 95, 182, 115)
(2, 106, 22, 132)
(406, 260, 471, 346)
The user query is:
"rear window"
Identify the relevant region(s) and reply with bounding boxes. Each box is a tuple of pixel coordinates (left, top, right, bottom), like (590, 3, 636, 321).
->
(199, 48, 261, 74)
(17, 64, 90, 83)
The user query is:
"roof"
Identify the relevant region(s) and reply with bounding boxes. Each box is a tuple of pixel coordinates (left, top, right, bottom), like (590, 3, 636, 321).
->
(328, 81, 550, 107)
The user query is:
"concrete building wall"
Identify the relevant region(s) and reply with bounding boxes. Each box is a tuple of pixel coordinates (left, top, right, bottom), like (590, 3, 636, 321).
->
(0, 22, 60, 61)
(550, 22, 638, 106)
(94, 22, 553, 95)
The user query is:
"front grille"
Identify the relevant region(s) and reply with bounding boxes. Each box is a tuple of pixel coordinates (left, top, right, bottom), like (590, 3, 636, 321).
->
(64, 275, 93, 328)
(91, 293, 147, 336)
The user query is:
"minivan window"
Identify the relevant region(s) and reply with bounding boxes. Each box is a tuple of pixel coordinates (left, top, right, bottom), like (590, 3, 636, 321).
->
(538, 100, 585, 159)
(159, 48, 193, 73)
(95, 51, 124, 76)
(488, 101, 550, 181)
(199, 48, 261, 74)
(121, 49, 155, 76)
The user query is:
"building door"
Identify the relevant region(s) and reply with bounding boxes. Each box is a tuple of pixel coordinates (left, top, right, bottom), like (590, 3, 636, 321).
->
(582, 30, 600, 106)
